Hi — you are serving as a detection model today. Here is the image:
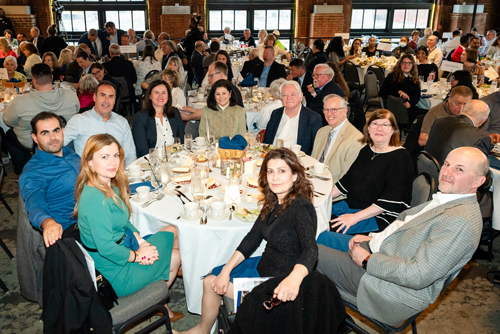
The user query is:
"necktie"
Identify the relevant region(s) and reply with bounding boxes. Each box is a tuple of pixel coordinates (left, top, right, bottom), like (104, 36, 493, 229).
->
(298, 77, 303, 87)
(319, 129, 335, 163)
(93, 41, 98, 56)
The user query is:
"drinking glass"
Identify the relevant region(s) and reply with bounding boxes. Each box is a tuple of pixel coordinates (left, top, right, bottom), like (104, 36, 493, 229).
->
(227, 176, 241, 205)
(172, 137, 181, 157)
(472, 75, 478, 86)
(419, 76, 424, 85)
(160, 161, 171, 188)
(149, 148, 160, 167)
(184, 134, 193, 152)
(191, 174, 205, 203)
(150, 165, 161, 194)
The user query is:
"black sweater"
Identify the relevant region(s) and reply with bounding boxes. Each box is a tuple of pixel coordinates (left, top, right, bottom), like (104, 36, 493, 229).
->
(237, 195, 318, 277)
(379, 72, 421, 108)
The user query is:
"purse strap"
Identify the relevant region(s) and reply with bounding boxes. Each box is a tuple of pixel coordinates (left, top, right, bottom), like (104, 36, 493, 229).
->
(81, 233, 126, 252)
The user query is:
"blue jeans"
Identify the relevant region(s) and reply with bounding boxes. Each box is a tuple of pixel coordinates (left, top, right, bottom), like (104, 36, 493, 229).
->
(317, 231, 353, 252)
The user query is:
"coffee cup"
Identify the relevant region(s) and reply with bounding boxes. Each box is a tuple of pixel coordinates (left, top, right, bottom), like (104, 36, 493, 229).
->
(314, 162, 326, 174)
(210, 201, 225, 218)
(136, 186, 150, 200)
(184, 202, 200, 217)
(129, 164, 141, 177)
(197, 93, 204, 101)
(198, 86, 205, 94)
(290, 144, 301, 155)
(195, 137, 206, 146)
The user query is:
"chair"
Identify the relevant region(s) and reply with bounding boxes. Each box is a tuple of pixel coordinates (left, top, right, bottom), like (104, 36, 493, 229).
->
(112, 76, 134, 116)
(145, 70, 159, 81)
(0, 143, 13, 215)
(343, 61, 365, 93)
(385, 95, 409, 130)
(348, 90, 367, 133)
(363, 71, 382, 113)
(367, 65, 385, 87)
(340, 272, 459, 334)
(0, 232, 14, 293)
(411, 172, 435, 207)
(416, 151, 440, 191)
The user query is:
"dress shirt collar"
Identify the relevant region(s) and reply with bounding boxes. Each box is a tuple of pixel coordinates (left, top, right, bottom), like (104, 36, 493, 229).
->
(432, 192, 475, 205)
(318, 80, 331, 92)
(298, 72, 306, 86)
(90, 107, 115, 122)
(428, 46, 437, 53)
(331, 118, 347, 133)
(34, 146, 75, 162)
(218, 103, 229, 111)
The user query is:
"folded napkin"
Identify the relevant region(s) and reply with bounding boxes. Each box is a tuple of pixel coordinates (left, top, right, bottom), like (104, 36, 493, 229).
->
(6, 78, 22, 83)
(239, 73, 257, 87)
(129, 181, 154, 195)
(219, 135, 248, 151)
(485, 67, 499, 80)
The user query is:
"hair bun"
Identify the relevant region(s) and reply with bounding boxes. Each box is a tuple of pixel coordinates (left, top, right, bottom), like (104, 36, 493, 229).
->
(195, 15, 202, 23)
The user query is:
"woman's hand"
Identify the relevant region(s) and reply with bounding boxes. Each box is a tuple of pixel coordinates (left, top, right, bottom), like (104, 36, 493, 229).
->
(273, 271, 303, 302)
(346, 55, 356, 60)
(136, 243, 159, 265)
(398, 90, 409, 100)
(211, 271, 231, 295)
(331, 214, 359, 234)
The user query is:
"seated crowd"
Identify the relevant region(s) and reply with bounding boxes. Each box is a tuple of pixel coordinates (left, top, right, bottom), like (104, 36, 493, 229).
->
(1, 20, 499, 333)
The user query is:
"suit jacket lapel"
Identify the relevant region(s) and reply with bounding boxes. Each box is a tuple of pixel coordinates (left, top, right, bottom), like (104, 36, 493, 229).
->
(269, 108, 284, 142)
(297, 106, 308, 147)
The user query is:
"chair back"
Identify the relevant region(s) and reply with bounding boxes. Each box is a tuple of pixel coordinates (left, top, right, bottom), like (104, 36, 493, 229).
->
(446, 49, 456, 61)
(112, 76, 130, 100)
(416, 151, 440, 191)
(364, 71, 379, 100)
(343, 61, 360, 85)
(366, 65, 385, 86)
(348, 90, 367, 132)
(386, 95, 409, 127)
(145, 70, 159, 80)
(411, 172, 435, 207)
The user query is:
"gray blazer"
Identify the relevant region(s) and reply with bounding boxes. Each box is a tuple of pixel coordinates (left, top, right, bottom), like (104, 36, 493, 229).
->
(357, 195, 482, 325)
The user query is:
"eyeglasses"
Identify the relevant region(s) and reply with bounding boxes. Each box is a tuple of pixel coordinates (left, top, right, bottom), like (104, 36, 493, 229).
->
(207, 72, 221, 78)
(401, 61, 413, 66)
(370, 122, 393, 129)
(263, 296, 281, 311)
(312, 73, 328, 78)
(323, 107, 345, 114)
(90, 70, 101, 75)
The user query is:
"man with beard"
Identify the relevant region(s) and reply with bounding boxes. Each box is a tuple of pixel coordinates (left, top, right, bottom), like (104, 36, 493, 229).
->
(20, 112, 81, 247)
(64, 81, 137, 166)
(252, 46, 287, 87)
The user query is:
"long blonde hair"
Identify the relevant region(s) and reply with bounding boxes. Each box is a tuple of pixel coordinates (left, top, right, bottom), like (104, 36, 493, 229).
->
(74, 134, 132, 218)
(0, 37, 12, 53)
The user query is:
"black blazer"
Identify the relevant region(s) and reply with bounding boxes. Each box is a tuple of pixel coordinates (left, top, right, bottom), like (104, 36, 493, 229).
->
(239, 35, 256, 48)
(78, 30, 106, 58)
(426, 114, 492, 166)
(161, 51, 179, 70)
(31, 35, 45, 51)
(191, 51, 205, 86)
(103, 56, 137, 97)
(40, 36, 68, 58)
(132, 109, 186, 157)
(294, 69, 314, 106)
(252, 61, 287, 87)
(263, 106, 323, 155)
(101, 28, 126, 56)
(307, 80, 345, 125)
(241, 57, 264, 78)
(305, 51, 328, 72)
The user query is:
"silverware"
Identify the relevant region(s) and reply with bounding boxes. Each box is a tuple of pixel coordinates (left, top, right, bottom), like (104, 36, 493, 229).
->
(307, 175, 331, 181)
(141, 193, 165, 208)
(243, 208, 252, 215)
(204, 195, 213, 200)
(314, 190, 326, 196)
(177, 194, 185, 205)
(176, 189, 192, 202)
(229, 205, 235, 220)
(177, 216, 180, 219)
(200, 216, 204, 225)
(203, 206, 208, 225)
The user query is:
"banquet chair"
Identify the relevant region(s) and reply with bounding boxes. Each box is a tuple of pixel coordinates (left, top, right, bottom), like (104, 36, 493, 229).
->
(0, 149, 14, 215)
(416, 151, 440, 191)
(385, 95, 409, 130)
(112, 76, 135, 116)
(1, 229, 15, 293)
(340, 271, 459, 334)
(411, 172, 435, 207)
(343, 61, 364, 93)
(366, 65, 385, 86)
(363, 71, 382, 113)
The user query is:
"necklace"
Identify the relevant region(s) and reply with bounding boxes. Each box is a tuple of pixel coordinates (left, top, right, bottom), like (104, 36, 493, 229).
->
(371, 152, 380, 160)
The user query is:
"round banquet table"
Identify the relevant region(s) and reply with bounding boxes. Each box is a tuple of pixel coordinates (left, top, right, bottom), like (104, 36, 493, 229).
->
(128, 153, 333, 314)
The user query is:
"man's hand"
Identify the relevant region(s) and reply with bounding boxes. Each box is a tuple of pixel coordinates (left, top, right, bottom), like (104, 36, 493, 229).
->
(41, 218, 63, 248)
(404, 102, 411, 108)
(182, 58, 188, 65)
(348, 235, 372, 251)
(286, 74, 294, 81)
(349, 244, 370, 267)
(489, 133, 500, 144)
(307, 84, 316, 97)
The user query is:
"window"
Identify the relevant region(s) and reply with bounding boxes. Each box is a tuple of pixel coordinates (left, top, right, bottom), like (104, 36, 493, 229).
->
(209, 10, 247, 31)
(351, 9, 387, 30)
(104, 11, 146, 31)
(61, 11, 98, 32)
(393, 9, 429, 30)
(254, 10, 292, 31)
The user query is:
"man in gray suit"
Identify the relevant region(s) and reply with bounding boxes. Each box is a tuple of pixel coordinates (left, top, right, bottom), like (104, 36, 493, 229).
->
(317, 147, 487, 326)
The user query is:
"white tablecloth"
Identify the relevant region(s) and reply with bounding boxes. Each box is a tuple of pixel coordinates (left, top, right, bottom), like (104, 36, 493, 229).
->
(129, 154, 332, 314)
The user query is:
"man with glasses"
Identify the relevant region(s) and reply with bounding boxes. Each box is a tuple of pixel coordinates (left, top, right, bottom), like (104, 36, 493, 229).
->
(239, 28, 256, 48)
(262, 81, 322, 155)
(311, 94, 364, 184)
(307, 64, 345, 125)
(154, 32, 170, 60)
(427, 35, 444, 67)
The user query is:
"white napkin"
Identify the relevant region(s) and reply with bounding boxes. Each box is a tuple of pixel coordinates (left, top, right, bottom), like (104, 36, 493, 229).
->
(485, 67, 499, 80)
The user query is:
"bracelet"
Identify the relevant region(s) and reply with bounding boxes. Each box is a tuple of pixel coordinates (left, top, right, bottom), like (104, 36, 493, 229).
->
(133, 251, 137, 262)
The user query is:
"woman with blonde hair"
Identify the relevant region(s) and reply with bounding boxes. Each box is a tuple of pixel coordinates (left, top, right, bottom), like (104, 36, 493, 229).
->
(78, 74, 99, 110)
(42, 51, 62, 81)
(75, 133, 183, 320)
(166, 56, 186, 89)
(257, 29, 267, 46)
(3, 55, 26, 81)
(0, 37, 17, 58)
(22, 43, 42, 79)
(161, 69, 186, 107)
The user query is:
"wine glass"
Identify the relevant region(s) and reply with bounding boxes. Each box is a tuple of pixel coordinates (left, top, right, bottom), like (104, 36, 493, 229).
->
(172, 137, 181, 158)
(150, 165, 161, 194)
(148, 148, 160, 167)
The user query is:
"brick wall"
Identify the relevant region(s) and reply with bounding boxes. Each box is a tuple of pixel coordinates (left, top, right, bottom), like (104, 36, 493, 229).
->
(434, 0, 498, 35)
(8, 15, 37, 37)
(151, 0, 205, 41)
(308, 13, 344, 46)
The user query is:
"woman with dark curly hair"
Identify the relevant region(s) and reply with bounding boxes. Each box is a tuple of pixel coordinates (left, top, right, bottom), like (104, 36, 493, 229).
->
(325, 36, 346, 67)
(449, 70, 479, 99)
(175, 147, 320, 334)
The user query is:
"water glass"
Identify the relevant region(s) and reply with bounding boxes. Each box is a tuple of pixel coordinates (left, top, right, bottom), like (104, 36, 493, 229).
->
(172, 137, 181, 157)
(276, 139, 284, 149)
(150, 165, 161, 193)
(419, 76, 424, 84)
(184, 134, 193, 152)
(149, 148, 160, 167)
(160, 161, 171, 188)
(191, 175, 205, 203)
(472, 75, 478, 86)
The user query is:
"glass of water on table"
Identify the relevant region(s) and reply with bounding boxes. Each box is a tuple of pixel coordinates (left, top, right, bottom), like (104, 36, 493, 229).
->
(191, 170, 205, 203)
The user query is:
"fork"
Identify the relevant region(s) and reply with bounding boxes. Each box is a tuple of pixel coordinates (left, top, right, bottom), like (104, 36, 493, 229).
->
(141, 193, 165, 208)
(177, 194, 185, 205)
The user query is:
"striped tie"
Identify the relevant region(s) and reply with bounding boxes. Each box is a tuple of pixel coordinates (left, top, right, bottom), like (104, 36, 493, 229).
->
(319, 129, 335, 163)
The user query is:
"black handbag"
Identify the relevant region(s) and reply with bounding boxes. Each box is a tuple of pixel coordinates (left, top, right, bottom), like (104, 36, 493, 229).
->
(95, 269, 119, 310)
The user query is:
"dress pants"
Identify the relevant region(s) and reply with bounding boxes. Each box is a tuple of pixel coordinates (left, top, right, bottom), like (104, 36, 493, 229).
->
(2, 128, 33, 175)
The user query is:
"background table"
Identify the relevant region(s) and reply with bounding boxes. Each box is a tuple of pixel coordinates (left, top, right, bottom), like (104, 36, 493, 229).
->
(128, 153, 332, 314)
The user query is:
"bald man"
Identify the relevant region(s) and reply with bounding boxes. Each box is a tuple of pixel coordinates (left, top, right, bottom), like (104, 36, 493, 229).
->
(191, 40, 206, 86)
(317, 146, 487, 327)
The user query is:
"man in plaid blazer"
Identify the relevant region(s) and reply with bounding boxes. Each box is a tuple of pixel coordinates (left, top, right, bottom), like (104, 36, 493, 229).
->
(316, 147, 487, 326)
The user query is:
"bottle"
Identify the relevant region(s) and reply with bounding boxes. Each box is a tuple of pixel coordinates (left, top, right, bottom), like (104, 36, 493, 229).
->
(491, 79, 498, 93)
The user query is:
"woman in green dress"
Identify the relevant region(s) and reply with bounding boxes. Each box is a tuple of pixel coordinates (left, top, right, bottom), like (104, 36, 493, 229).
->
(75, 133, 182, 318)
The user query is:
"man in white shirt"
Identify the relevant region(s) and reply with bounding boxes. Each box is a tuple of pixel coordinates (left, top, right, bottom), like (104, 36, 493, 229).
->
(317, 147, 487, 326)
(482, 30, 498, 56)
(154, 32, 170, 60)
(427, 35, 443, 67)
(262, 81, 322, 155)
(443, 30, 461, 56)
(64, 81, 137, 166)
(311, 94, 364, 184)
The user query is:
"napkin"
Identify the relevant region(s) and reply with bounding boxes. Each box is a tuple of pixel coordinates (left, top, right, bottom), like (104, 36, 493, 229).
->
(485, 67, 499, 80)
(219, 135, 248, 150)
(129, 181, 154, 195)
(239, 73, 258, 87)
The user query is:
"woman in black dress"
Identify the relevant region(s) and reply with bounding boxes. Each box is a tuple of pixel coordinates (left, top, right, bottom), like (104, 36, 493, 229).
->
(361, 36, 377, 57)
(176, 148, 320, 334)
(39, 24, 68, 58)
(416, 46, 438, 82)
(317, 109, 413, 249)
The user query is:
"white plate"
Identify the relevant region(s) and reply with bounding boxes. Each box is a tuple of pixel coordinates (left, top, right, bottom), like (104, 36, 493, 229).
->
(179, 209, 204, 221)
(201, 195, 223, 206)
(164, 185, 189, 196)
(218, 185, 247, 196)
(207, 208, 231, 220)
(234, 207, 261, 223)
(207, 180, 222, 191)
(131, 192, 155, 203)
(127, 170, 147, 179)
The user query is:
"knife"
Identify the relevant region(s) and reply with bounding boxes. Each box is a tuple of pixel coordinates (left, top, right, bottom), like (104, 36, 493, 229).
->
(176, 189, 192, 202)
(310, 175, 331, 181)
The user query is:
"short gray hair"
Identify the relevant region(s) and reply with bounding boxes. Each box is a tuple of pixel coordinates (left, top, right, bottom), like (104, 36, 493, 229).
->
(244, 28, 251, 33)
(109, 43, 121, 56)
(270, 78, 286, 99)
(224, 27, 231, 32)
(280, 80, 301, 96)
(323, 94, 347, 108)
(315, 64, 334, 80)
(89, 29, 97, 37)
(144, 30, 154, 40)
(462, 100, 490, 124)
(80, 74, 99, 92)
(4, 55, 17, 66)
(249, 48, 260, 58)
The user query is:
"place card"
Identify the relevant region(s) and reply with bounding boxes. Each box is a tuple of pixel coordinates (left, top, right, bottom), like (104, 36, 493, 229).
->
(440, 60, 464, 73)
(442, 32, 453, 40)
(377, 43, 393, 52)
(335, 33, 350, 40)
(0, 68, 8, 80)
(120, 44, 137, 54)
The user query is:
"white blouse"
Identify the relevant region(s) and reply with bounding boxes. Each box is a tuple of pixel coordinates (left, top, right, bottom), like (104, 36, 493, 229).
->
(155, 116, 174, 148)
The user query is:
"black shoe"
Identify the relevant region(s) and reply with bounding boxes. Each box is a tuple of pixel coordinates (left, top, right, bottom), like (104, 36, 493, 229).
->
(472, 247, 492, 260)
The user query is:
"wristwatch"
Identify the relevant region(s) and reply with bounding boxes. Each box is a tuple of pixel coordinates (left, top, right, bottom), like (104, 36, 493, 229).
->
(362, 255, 371, 270)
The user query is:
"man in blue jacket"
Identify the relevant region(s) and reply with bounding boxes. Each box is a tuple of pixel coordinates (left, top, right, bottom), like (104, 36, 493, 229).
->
(19, 112, 81, 247)
(78, 28, 106, 59)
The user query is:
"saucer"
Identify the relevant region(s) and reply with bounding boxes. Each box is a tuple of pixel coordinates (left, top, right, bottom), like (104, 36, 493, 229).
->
(193, 144, 208, 149)
(208, 208, 231, 220)
(297, 151, 306, 157)
(201, 195, 223, 206)
(131, 192, 155, 202)
(309, 169, 329, 177)
(127, 170, 146, 179)
(219, 185, 247, 196)
(179, 209, 204, 221)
